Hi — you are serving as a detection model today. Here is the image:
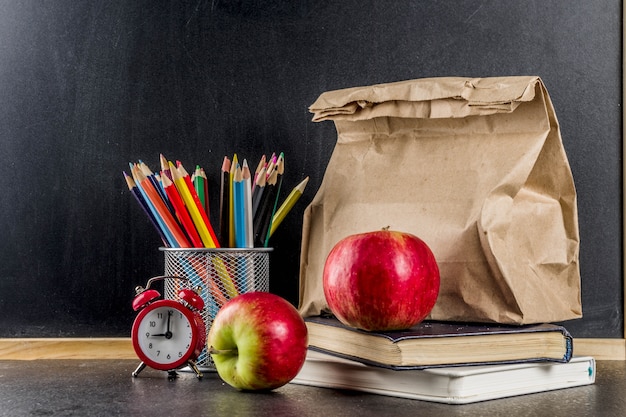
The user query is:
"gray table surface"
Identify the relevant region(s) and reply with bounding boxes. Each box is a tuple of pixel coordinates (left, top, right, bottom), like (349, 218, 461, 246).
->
(0, 360, 624, 416)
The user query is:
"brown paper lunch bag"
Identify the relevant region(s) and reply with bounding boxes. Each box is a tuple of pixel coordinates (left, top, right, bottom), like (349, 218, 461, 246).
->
(298, 76, 581, 325)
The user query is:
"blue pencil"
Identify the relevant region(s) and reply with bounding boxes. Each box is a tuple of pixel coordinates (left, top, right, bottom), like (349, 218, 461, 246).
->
(123, 171, 169, 247)
(130, 164, 177, 247)
(233, 163, 247, 248)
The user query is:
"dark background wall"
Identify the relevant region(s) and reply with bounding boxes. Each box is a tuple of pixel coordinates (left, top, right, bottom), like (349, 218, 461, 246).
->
(0, 1, 622, 338)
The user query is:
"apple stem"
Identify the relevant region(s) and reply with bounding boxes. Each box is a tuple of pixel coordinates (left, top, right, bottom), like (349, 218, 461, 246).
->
(208, 346, 238, 355)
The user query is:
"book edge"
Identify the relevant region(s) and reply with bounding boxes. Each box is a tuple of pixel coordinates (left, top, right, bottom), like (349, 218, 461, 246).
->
(305, 316, 572, 343)
(305, 317, 573, 369)
(291, 353, 596, 404)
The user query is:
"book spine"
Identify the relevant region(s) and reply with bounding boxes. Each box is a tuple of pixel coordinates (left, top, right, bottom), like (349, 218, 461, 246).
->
(564, 333, 573, 362)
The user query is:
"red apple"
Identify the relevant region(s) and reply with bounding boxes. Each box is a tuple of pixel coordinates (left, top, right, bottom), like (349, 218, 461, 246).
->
(207, 292, 308, 391)
(323, 229, 440, 331)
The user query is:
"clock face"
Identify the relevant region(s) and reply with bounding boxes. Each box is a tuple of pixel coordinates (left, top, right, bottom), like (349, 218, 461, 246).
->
(132, 300, 198, 370)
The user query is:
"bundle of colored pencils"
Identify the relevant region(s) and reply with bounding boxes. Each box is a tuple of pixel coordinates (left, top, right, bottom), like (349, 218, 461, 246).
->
(124, 153, 308, 249)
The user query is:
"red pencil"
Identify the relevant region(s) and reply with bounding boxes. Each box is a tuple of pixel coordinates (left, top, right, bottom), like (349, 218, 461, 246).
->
(161, 173, 204, 248)
(177, 162, 221, 248)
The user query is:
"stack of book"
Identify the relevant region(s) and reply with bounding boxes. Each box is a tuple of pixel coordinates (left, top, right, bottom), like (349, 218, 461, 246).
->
(291, 316, 595, 404)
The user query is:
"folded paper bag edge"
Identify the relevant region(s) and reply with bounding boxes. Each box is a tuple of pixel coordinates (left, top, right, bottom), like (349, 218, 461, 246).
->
(309, 76, 541, 122)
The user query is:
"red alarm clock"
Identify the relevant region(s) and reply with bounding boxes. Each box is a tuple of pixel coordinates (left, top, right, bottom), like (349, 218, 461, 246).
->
(131, 276, 206, 380)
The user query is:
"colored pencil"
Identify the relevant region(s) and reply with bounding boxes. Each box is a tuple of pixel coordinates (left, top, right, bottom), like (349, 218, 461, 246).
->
(183, 256, 228, 306)
(253, 168, 279, 247)
(210, 256, 239, 299)
(161, 172, 204, 248)
(251, 165, 267, 218)
(133, 165, 191, 248)
(270, 176, 309, 237)
(126, 151, 305, 250)
(170, 163, 216, 248)
(124, 171, 169, 247)
(242, 159, 254, 248)
(264, 153, 284, 247)
(139, 161, 164, 197)
(179, 163, 220, 247)
(129, 164, 176, 247)
(228, 154, 238, 248)
(232, 163, 246, 248)
(179, 257, 221, 314)
(200, 167, 209, 217)
(138, 160, 177, 217)
(193, 166, 204, 208)
(265, 153, 277, 179)
(160, 154, 172, 181)
(218, 156, 231, 248)
(252, 154, 266, 193)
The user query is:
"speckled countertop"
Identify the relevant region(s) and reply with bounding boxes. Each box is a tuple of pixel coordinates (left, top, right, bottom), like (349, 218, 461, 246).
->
(0, 360, 624, 417)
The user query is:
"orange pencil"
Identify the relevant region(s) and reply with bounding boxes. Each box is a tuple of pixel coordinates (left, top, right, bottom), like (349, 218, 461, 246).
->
(139, 160, 176, 217)
(133, 166, 191, 248)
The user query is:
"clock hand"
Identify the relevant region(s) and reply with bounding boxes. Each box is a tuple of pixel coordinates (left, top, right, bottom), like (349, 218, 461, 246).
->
(165, 310, 173, 339)
(151, 311, 174, 337)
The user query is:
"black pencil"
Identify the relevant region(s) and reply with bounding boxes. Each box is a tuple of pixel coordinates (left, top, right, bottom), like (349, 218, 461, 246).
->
(251, 165, 267, 219)
(253, 169, 278, 247)
(264, 153, 284, 247)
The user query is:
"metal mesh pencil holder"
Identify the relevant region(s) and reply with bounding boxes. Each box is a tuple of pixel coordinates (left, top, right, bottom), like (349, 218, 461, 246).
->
(160, 247, 272, 370)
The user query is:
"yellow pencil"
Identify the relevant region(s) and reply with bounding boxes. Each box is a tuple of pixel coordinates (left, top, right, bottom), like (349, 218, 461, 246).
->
(170, 163, 216, 248)
(270, 176, 309, 237)
(211, 257, 239, 299)
(172, 162, 239, 297)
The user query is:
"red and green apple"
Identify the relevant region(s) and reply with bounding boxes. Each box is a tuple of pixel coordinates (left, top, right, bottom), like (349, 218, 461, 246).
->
(208, 292, 308, 391)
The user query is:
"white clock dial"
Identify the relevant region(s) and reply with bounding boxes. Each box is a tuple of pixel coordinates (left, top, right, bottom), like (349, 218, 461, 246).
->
(136, 305, 194, 366)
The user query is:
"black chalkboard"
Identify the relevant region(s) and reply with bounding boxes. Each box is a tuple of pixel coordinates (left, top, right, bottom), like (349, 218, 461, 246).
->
(0, 1, 621, 338)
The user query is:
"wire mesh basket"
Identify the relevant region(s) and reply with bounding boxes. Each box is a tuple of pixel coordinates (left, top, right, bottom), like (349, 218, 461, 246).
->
(160, 247, 272, 370)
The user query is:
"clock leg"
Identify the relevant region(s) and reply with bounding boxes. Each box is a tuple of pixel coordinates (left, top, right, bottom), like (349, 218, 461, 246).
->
(132, 362, 146, 377)
(187, 360, 203, 380)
